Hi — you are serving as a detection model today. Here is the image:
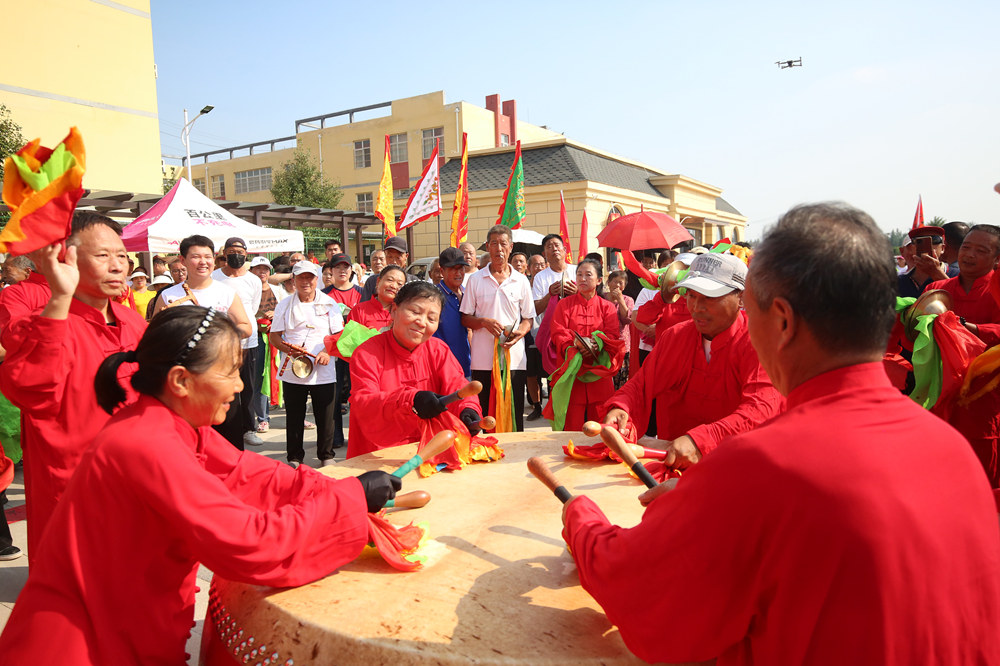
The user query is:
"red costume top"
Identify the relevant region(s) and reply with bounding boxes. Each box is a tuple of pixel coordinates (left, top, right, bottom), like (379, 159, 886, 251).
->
(564, 363, 1000, 665)
(550, 292, 624, 408)
(0, 396, 369, 665)
(348, 332, 480, 458)
(927, 271, 1000, 490)
(327, 285, 362, 311)
(605, 312, 782, 456)
(635, 293, 691, 346)
(348, 297, 392, 331)
(0, 299, 147, 558)
(0, 271, 51, 345)
(926, 270, 1000, 346)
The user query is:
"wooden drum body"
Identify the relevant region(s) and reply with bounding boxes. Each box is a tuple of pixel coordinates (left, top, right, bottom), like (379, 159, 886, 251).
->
(202, 432, 650, 665)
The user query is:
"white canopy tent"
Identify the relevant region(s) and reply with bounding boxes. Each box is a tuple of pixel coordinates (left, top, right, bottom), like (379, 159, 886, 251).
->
(122, 178, 304, 254)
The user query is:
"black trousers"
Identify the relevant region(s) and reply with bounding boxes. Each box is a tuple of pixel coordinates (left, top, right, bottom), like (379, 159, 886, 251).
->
(283, 381, 337, 463)
(213, 346, 259, 450)
(333, 359, 350, 447)
(0, 491, 13, 549)
(472, 369, 527, 432)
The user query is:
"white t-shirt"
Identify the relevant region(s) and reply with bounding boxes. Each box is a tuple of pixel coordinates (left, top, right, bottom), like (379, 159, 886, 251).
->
(270, 293, 344, 386)
(633, 288, 658, 352)
(531, 264, 577, 320)
(211, 269, 262, 349)
(160, 281, 237, 316)
(460, 266, 536, 371)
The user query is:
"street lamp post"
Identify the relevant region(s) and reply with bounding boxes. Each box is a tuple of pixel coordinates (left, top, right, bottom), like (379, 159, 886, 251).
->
(181, 105, 214, 182)
(299, 121, 324, 174)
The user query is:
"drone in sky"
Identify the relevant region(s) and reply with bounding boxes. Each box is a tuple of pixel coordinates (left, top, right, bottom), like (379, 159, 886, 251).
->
(776, 57, 803, 69)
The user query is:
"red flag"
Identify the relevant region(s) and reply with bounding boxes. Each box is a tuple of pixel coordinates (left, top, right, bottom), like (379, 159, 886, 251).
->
(559, 191, 573, 263)
(578, 210, 589, 260)
(911, 195, 924, 230)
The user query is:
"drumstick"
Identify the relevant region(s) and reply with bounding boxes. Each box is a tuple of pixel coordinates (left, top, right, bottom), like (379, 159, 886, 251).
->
(478, 415, 496, 431)
(527, 457, 573, 504)
(582, 421, 602, 437)
(600, 426, 659, 489)
(440, 380, 483, 406)
(285, 342, 317, 359)
(384, 490, 431, 509)
(392, 431, 456, 479)
(582, 421, 664, 458)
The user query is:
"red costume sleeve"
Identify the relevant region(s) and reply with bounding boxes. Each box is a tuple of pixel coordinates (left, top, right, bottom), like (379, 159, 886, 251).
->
(0, 316, 74, 416)
(135, 425, 369, 588)
(635, 293, 665, 327)
(684, 347, 783, 456)
(549, 295, 576, 354)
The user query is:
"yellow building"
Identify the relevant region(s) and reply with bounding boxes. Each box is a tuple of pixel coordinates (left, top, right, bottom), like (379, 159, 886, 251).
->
(1, 0, 162, 194)
(187, 90, 561, 207)
(188, 90, 747, 261)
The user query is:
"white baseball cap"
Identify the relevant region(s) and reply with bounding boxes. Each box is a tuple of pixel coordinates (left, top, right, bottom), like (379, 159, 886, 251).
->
(676, 253, 747, 297)
(250, 256, 273, 270)
(291, 261, 320, 278)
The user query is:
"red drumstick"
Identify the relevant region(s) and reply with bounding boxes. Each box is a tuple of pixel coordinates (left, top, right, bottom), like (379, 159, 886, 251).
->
(527, 457, 573, 504)
(478, 415, 496, 431)
(440, 380, 483, 406)
(600, 426, 659, 489)
(385, 490, 431, 509)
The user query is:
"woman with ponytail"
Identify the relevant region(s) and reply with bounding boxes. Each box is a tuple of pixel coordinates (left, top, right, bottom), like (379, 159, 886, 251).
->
(0, 306, 401, 665)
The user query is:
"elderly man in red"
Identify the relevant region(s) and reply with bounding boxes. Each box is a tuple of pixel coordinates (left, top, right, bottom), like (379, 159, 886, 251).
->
(0, 212, 147, 560)
(564, 203, 1000, 665)
(926, 223, 1000, 491)
(603, 251, 782, 471)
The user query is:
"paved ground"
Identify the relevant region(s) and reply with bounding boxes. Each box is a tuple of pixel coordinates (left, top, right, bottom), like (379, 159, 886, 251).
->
(0, 401, 552, 662)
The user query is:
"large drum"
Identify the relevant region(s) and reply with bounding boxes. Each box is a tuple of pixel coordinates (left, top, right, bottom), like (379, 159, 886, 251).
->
(201, 431, 652, 665)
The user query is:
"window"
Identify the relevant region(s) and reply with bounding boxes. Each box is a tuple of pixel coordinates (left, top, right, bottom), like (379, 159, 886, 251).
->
(354, 139, 371, 168)
(234, 167, 272, 194)
(389, 133, 407, 164)
(500, 133, 510, 147)
(192, 177, 206, 195)
(356, 192, 373, 214)
(422, 127, 444, 159)
(393, 188, 411, 200)
(210, 174, 226, 199)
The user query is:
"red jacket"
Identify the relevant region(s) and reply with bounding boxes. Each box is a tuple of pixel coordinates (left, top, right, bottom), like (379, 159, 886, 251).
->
(348, 332, 480, 458)
(926, 270, 1000, 347)
(347, 297, 392, 331)
(0, 299, 147, 558)
(605, 312, 782, 455)
(635, 293, 691, 346)
(0, 396, 369, 665)
(565, 363, 1000, 665)
(550, 292, 624, 409)
(0, 271, 51, 346)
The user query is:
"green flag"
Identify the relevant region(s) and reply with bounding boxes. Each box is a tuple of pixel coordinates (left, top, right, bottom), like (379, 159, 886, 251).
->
(496, 141, 525, 229)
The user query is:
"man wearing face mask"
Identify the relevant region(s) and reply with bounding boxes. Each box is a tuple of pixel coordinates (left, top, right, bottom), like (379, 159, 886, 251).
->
(212, 237, 264, 448)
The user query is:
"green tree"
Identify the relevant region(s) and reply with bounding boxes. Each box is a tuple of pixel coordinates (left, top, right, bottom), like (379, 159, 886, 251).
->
(0, 104, 26, 227)
(270, 149, 342, 209)
(887, 228, 908, 250)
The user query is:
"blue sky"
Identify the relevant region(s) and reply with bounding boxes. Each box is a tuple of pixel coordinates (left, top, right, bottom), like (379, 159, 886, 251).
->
(153, 0, 1000, 238)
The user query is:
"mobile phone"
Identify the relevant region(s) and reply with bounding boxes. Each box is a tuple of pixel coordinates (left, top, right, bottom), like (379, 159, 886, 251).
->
(915, 237, 932, 256)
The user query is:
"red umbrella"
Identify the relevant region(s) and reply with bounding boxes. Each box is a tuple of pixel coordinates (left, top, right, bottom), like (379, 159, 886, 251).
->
(597, 210, 692, 251)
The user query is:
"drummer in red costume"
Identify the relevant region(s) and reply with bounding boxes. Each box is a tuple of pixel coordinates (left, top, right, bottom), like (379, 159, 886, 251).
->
(0, 306, 400, 664)
(925, 223, 1000, 488)
(348, 281, 482, 458)
(563, 203, 1000, 665)
(0, 212, 147, 561)
(547, 258, 625, 430)
(603, 251, 782, 469)
(348, 264, 405, 331)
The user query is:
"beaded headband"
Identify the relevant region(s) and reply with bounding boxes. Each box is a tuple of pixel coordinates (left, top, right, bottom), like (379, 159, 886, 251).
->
(177, 308, 217, 364)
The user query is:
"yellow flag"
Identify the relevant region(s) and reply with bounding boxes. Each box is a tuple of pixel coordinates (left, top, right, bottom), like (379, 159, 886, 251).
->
(450, 132, 469, 247)
(374, 134, 395, 236)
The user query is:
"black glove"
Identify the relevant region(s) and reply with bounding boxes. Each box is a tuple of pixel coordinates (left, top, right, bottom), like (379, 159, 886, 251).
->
(413, 390, 447, 419)
(357, 470, 402, 513)
(460, 408, 482, 436)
